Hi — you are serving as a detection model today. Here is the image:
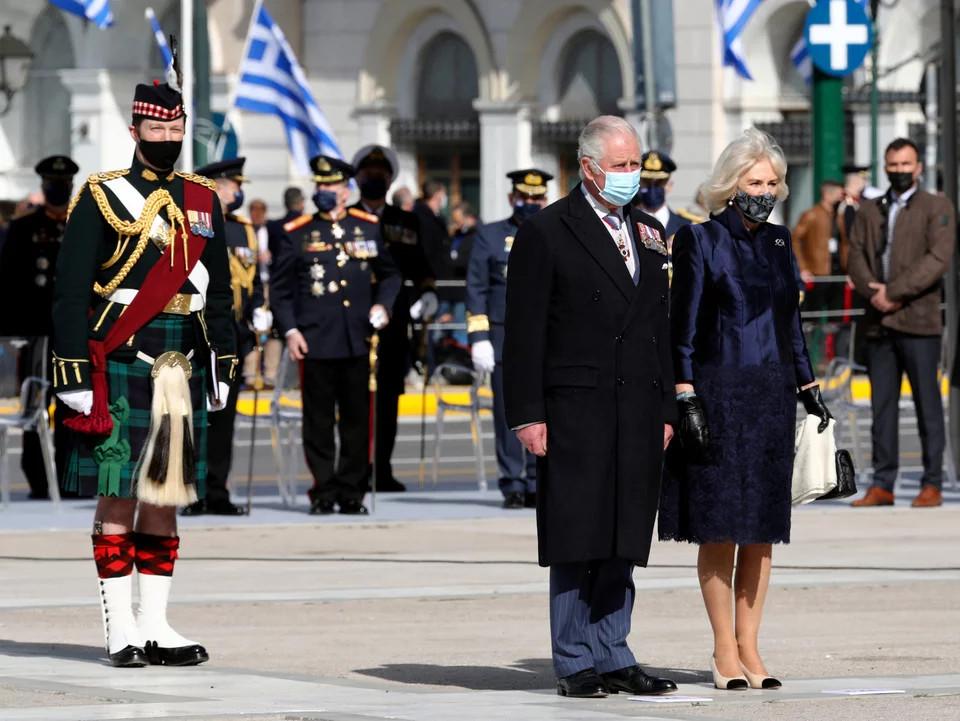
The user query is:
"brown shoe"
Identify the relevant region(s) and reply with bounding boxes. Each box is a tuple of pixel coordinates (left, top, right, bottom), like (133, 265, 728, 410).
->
(911, 485, 943, 508)
(851, 487, 894, 507)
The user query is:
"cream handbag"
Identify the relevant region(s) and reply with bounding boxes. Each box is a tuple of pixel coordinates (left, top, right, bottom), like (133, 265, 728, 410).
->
(791, 416, 838, 505)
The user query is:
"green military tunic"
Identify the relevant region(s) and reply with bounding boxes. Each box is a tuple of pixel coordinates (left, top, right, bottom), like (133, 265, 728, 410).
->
(52, 157, 236, 498)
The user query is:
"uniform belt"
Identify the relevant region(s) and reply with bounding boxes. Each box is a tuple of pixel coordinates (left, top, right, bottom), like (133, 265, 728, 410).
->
(136, 349, 195, 366)
(108, 289, 204, 314)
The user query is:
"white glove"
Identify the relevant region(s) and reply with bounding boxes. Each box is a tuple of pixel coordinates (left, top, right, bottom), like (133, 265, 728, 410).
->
(207, 382, 231, 412)
(471, 340, 495, 374)
(58, 390, 93, 415)
(369, 305, 389, 330)
(409, 290, 439, 321)
(252, 307, 273, 333)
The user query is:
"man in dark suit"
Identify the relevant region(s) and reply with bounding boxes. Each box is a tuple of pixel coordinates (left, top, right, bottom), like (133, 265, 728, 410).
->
(503, 116, 678, 698)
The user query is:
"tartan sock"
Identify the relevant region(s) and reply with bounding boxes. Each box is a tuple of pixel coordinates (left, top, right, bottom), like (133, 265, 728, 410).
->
(91, 533, 136, 579)
(133, 533, 179, 576)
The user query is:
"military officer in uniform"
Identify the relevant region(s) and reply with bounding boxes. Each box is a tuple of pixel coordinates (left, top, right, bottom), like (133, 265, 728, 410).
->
(271, 155, 401, 515)
(182, 157, 264, 516)
(52, 77, 236, 666)
(467, 169, 552, 509)
(0, 155, 79, 498)
(633, 151, 702, 247)
(351, 145, 438, 493)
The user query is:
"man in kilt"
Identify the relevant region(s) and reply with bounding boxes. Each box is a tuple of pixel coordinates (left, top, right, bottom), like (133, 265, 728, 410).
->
(52, 78, 236, 667)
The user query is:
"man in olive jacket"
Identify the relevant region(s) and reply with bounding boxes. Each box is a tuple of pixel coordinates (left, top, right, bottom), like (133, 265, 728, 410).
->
(847, 137, 956, 508)
(503, 116, 677, 699)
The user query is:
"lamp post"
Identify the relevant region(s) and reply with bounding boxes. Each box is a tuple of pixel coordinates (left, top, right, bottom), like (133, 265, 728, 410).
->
(0, 25, 33, 117)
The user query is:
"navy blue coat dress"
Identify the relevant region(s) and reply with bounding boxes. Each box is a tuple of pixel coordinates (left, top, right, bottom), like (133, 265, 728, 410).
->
(659, 207, 815, 545)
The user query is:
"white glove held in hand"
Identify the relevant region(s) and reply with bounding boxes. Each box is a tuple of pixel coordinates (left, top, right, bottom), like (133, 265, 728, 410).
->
(471, 340, 495, 374)
(369, 306, 389, 330)
(207, 382, 231, 412)
(252, 307, 273, 332)
(409, 290, 439, 321)
(58, 390, 93, 415)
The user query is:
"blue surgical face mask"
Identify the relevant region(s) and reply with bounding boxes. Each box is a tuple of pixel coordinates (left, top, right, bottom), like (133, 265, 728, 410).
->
(593, 163, 641, 207)
(513, 201, 541, 223)
(226, 188, 244, 213)
(637, 184, 666, 210)
(313, 189, 338, 212)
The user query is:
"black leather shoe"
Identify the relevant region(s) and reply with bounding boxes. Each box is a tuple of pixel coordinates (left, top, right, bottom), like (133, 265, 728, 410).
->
(524, 492, 537, 508)
(503, 492, 524, 509)
(338, 499, 369, 515)
(557, 668, 608, 698)
(180, 500, 207, 516)
(108, 645, 148, 667)
(375, 476, 406, 492)
(601, 665, 677, 695)
(309, 499, 336, 515)
(206, 499, 247, 516)
(144, 640, 209, 666)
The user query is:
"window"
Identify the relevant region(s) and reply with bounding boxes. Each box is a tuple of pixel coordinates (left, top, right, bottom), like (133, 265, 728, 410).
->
(557, 30, 622, 118)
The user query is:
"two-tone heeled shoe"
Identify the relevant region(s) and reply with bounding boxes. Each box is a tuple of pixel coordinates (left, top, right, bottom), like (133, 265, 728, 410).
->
(710, 656, 748, 690)
(741, 664, 782, 690)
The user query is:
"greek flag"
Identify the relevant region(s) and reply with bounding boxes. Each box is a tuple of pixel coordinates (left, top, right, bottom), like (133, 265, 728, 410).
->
(716, 0, 763, 80)
(791, 0, 868, 84)
(49, 0, 113, 29)
(145, 7, 173, 72)
(233, 3, 342, 174)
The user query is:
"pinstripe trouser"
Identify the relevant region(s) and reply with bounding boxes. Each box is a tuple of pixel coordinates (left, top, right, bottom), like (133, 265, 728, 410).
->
(549, 559, 637, 678)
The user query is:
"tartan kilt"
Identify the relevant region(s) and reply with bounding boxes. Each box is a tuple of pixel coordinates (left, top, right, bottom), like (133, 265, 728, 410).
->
(62, 314, 208, 499)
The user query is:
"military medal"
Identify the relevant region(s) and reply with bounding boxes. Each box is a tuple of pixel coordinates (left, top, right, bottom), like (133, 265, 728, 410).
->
(327, 280, 339, 294)
(311, 281, 325, 297)
(636, 222, 668, 256)
(331, 222, 345, 240)
(309, 262, 325, 281)
(336, 245, 350, 267)
(36, 257, 49, 270)
(187, 209, 215, 239)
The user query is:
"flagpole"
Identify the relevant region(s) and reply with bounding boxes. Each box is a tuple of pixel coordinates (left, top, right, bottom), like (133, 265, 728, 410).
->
(181, 0, 195, 170)
(214, 0, 264, 161)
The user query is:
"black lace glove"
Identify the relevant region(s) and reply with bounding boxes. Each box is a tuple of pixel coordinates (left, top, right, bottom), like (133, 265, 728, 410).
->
(678, 395, 710, 461)
(798, 385, 833, 433)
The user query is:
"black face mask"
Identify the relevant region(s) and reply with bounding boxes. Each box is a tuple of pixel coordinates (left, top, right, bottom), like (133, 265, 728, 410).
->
(732, 190, 777, 223)
(138, 139, 182, 171)
(313, 189, 338, 212)
(886, 171, 915, 194)
(359, 176, 388, 201)
(42, 180, 72, 207)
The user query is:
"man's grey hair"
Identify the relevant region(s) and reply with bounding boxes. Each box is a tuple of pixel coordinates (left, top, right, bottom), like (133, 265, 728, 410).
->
(577, 115, 641, 180)
(702, 128, 789, 212)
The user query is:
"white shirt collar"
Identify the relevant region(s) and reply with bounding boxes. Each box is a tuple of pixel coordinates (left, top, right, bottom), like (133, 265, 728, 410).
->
(581, 182, 622, 220)
(892, 184, 917, 205)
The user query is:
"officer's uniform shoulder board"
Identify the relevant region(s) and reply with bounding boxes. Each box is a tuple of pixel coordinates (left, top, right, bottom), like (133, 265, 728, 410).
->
(348, 207, 379, 224)
(86, 169, 130, 185)
(176, 171, 218, 191)
(283, 213, 314, 233)
(675, 208, 706, 223)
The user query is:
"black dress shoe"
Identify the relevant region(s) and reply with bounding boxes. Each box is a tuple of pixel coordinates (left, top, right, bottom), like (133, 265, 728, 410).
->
(309, 499, 336, 515)
(108, 645, 148, 667)
(338, 499, 369, 515)
(144, 640, 209, 666)
(205, 499, 247, 516)
(557, 668, 608, 698)
(180, 500, 207, 516)
(601, 665, 677, 695)
(375, 476, 406, 492)
(524, 492, 537, 508)
(502, 492, 524, 509)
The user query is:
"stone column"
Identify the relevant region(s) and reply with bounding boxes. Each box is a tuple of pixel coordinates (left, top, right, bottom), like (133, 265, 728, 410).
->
(475, 101, 532, 222)
(354, 102, 395, 150)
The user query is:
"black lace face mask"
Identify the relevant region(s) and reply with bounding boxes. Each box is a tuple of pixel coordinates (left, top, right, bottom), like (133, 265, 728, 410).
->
(732, 190, 776, 223)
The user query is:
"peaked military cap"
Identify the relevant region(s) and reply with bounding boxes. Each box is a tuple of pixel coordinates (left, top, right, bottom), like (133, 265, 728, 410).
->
(640, 150, 677, 179)
(351, 144, 399, 177)
(132, 80, 185, 121)
(310, 155, 354, 184)
(841, 163, 871, 176)
(196, 157, 247, 183)
(34, 155, 79, 179)
(507, 168, 553, 196)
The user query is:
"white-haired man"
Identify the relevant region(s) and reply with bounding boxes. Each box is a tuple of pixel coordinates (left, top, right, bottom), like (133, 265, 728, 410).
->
(503, 115, 678, 698)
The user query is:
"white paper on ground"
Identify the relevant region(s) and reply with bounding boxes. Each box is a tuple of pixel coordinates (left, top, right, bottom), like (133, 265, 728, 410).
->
(628, 695, 714, 703)
(822, 689, 906, 696)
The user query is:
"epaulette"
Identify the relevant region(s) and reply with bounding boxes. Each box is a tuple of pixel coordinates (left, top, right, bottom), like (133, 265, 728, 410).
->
(175, 171, 217, 191)
(229, 213, 252, 225)
(675, 208, 706, 223)
(283, 213, 314, 233)
(348, 207, 380, 224)
(86, 169, 129, 185)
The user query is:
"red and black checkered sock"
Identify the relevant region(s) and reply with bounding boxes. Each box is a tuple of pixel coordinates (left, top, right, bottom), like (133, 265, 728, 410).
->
(133, 533, 179, 576)
(91, 533, 136, 579)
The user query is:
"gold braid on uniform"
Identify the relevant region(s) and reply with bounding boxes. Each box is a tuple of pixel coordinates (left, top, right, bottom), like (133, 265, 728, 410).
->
(175, 171, 218, 191)
(229, 253, 257, 320)
(83, 171, 189, 297)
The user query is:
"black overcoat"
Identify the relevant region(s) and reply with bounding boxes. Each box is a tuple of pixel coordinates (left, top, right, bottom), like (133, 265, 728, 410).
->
(503, 185, 677, 567)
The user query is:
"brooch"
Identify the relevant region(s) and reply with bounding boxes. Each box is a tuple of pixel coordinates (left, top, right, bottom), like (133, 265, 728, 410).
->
(774, 238, 786, 247)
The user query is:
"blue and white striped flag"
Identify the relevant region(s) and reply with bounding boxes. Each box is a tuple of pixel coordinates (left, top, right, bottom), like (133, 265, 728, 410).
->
(791, 0, 869, 84)
(49, 0, 113, 29)
(145, 7, 173, 73)
(716, 0, 763, 80)
(233, 3, 342, 174)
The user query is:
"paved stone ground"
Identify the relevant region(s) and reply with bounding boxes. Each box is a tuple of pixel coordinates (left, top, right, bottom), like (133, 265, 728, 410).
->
(0, 486, 958, 720)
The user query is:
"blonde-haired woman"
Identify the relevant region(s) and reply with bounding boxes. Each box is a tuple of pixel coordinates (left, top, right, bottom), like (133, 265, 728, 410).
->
(659, 128, 832, 690)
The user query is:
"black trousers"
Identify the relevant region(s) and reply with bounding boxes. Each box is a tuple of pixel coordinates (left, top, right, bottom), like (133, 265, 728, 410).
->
(375, 314, 411, 484)
(204, 371, 241, 504)
(303, 356, 370, 503)
(866, 332, 945, 489)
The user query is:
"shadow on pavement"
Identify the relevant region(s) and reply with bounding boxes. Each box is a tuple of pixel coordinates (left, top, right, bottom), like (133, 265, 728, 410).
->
(354, 658, 553, 690)
(0, 639, 102, 663)
(386, 496, 512, 509)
